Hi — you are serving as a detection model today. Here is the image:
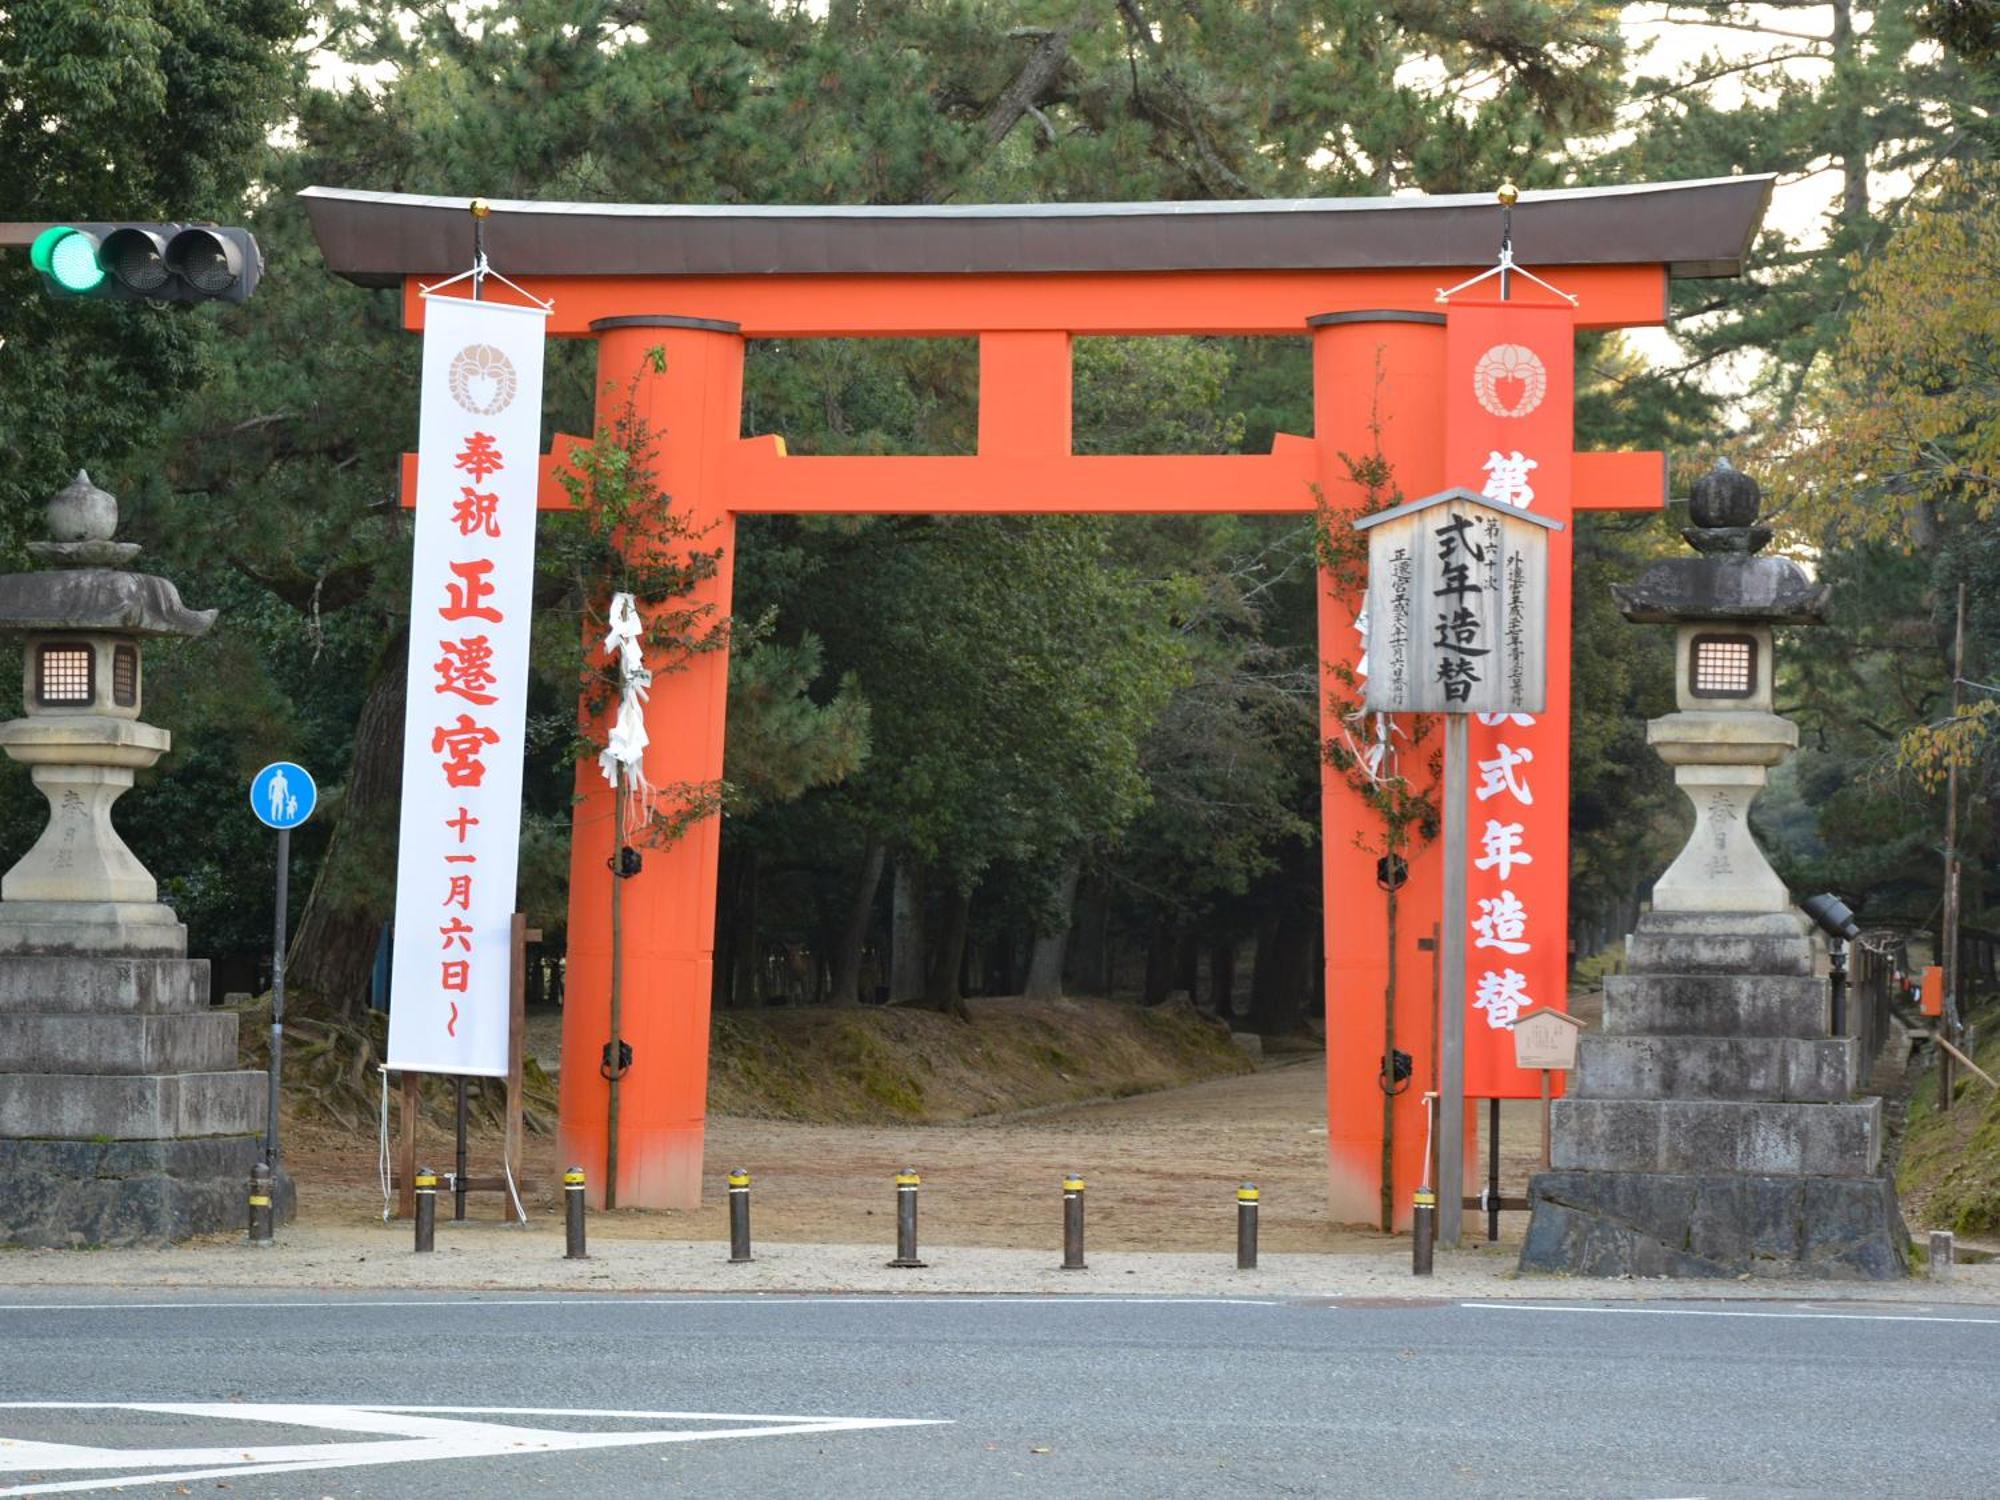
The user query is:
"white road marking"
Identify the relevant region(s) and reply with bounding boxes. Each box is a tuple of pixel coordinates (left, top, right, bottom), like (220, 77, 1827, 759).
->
(1459, 1301, 2000, 1326)
(0, 1402, 946, 1496)
(0, 1294, 1277, 1313)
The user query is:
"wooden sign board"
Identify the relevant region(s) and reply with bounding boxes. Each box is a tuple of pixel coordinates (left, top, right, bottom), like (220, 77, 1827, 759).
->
(1509, 1007, 1585, 1071)
(1355, 487, 1561, 716)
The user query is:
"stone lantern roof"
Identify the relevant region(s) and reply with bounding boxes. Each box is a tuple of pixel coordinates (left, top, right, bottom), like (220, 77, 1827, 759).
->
(1610, 460, 1828, 626)
(0, 472, 214, 639)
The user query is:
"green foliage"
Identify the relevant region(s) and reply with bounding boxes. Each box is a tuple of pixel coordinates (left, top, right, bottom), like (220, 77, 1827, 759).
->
(1591, 1, 1999, 438)
(725, 632, 870, 813)
(1782, 166, 2000, 543)
(0, 0, 306, 536)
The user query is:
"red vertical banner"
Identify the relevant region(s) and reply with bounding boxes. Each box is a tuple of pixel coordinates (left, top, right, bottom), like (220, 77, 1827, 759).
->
(1443, 301, 1575, 1098)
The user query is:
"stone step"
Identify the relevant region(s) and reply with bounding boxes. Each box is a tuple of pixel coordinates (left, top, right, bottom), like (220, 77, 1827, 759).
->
(0, 902, 187, 958)
(1550, 1096, 1881, 1176)
(0, 1136, 293, 1248)
(1625, 911, 1815, 977)
(0, 1011, 239, 1074)
(0, 1069, 264, 1140)
(1602, 973, 1828, 1038)
(1572, 1034, 1857, 1102)
(1520, 1169, 1907, 1280)
(0, 956, 210, 1014)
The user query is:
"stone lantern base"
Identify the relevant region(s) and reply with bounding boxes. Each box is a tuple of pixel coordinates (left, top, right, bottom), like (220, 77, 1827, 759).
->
(1520, 909, 1908, 1280)
(0, 947, 294, 1247)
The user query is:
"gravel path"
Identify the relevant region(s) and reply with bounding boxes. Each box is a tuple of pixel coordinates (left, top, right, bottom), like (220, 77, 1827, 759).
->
(286, 1053, 1559, 1254)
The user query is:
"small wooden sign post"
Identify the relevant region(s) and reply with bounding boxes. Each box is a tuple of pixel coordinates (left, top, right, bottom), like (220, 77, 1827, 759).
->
(1356, 487, 1561, 1247)
(1508, 1007, 1585, 1168)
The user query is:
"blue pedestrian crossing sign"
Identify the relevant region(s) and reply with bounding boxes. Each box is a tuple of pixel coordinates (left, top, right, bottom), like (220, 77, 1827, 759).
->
(251, 762, 317, 831)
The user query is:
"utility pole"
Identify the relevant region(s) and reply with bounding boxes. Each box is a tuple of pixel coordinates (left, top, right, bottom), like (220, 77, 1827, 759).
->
(1940, 581, 1968, 1110)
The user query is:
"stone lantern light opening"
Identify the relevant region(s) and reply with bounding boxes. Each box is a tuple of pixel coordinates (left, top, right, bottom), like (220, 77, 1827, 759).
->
(1519, 459, 1908, 1279)
(0, 472, 290, 1246)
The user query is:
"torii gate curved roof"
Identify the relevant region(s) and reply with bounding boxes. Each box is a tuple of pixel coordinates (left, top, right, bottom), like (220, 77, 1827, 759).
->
(302, 175, 1771, 287)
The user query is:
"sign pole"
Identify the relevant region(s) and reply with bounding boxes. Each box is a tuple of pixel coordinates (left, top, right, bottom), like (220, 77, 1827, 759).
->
(266, 825, 289, 1176)
(1439, 712, 1468, 1248)
(1540, 1067, 1553, 1169)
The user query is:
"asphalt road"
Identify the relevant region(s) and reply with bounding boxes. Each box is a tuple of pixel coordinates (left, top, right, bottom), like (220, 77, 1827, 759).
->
(0, 1290, 1995, 1498)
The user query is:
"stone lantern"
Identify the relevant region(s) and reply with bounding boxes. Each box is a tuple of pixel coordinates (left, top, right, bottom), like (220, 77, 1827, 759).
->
(0, 472, 214, 952)
(1519, 461, 1907, 1279)
(1621, 458, 1826, 917)
(0, 473, 277, 1246)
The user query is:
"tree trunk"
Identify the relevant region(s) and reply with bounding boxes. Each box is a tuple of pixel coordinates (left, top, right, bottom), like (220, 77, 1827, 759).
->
(1174, 928, 1201, 1004)
(1209, 938, 1236, 1025)
(1831, 0, 1870, 233)
(985, 933, 1017, 997)
(1142, 921, 1176, 1005)
(1023, 853, 1082, 1001)
(732, 845, 761, 1007)
(889, 859, 926, 1003)
(828, 840, 886, 1007)
(1068, 878, 1111, 995)
(919, 882, 972, 1020)
(286, 629, 407, 1021)
(1248, 910, 1312, 1037)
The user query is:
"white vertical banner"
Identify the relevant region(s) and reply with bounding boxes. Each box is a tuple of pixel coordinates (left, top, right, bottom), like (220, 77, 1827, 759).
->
(386, 292, 549, 1077)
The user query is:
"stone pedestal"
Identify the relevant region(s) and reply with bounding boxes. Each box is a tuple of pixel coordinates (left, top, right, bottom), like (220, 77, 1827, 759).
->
(1521, 909, 1907, 1279)
(0, 946, 289, 1247)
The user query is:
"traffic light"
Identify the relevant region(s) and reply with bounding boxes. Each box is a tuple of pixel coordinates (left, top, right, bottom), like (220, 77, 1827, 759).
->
(28, 223, 261, 304)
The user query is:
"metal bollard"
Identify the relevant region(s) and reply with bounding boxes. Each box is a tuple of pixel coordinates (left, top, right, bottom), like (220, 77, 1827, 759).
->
(1930, 1229, 1955, 1282)
(1412, 1187, 1436, 1277)
(414, 1166, 437, 1253)
(727, 1169, 753, 1263)
(247, 1159, 275, 1246)
(889, 1168, 927, 1267)
(564, 1166, 588, 1260)
(1236, 1182, 1259, 1270)
(1061, 1173, 1086, 1271)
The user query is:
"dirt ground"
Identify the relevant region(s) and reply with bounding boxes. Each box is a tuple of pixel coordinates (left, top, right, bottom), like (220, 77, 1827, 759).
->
(286, 1047, 1559, 1257)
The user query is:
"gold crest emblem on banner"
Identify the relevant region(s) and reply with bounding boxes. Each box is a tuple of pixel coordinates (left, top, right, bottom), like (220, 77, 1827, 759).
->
(1472, 343, 1547, 419)
(448, 343, 519, 415)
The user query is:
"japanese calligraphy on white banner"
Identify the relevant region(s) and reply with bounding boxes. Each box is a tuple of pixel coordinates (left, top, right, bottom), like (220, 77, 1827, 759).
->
(1449, 301, 1577, 1095)
(386, 293, 549, 1077)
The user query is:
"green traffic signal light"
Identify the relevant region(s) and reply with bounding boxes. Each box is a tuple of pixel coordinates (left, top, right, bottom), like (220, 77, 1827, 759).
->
(27, 222, 260, 303)
(30, 226, 107, 292)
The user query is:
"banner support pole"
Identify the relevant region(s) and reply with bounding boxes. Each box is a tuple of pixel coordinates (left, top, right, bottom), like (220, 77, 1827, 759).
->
(605, 761, 626, 1209)
(1439, 712, 1468, 1248)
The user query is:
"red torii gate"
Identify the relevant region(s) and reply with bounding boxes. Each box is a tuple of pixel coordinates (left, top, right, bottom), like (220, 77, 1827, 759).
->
(306, 177, 1770, 1218)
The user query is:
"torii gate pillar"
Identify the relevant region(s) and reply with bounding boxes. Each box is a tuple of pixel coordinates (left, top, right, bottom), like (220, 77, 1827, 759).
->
(559, 318, 744, 1209)
(1310, 311, 1449, 1228)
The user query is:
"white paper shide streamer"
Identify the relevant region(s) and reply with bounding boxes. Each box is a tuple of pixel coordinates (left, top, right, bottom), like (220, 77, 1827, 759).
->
(599, 591, 654, 823)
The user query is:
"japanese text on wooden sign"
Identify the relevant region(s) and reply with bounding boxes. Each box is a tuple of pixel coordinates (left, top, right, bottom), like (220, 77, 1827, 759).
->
(386, 292, 550, 1077)
(1357, 491, 1554, 718)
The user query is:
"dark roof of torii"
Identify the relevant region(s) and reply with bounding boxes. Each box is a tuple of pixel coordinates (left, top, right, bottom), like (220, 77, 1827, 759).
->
(299, 176, 1773, 289)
